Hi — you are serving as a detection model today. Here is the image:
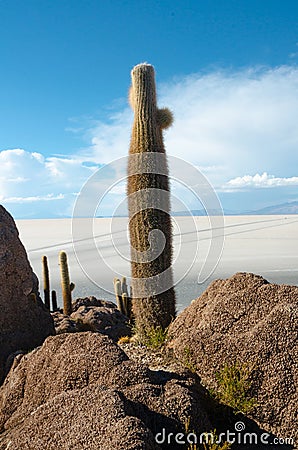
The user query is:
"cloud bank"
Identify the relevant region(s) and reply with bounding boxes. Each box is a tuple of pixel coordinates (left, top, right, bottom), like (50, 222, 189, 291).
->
(1, 65, 298, 217)
(223, 172, 298, 191)
(0, 149, 97, 217)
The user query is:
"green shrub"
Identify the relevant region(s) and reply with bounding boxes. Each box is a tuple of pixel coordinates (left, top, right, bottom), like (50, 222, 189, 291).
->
(212, 362, 257, 415)
(184, 420, 231, 450)
(183, 346, 197, 373)
(143, 325, 168, 350)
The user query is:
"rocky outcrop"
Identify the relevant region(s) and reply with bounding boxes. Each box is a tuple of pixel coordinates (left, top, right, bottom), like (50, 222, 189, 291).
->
(168, 272, 298, 445)
(0, 332, 211, 449)
(52, 296, 131, 339)
(0, 206, 54, 384)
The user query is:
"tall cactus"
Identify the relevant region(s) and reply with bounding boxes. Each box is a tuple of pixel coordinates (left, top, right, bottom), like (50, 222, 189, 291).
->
(42, 255, 50, 310)
(127, 63, 176, 338)
(59, 251, 72, 316)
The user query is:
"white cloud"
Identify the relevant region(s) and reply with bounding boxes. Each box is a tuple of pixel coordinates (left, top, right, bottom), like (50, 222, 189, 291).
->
(0, 149, 96, 217)
(84, 65, 298, 191)
(1, 194, 65, 203)
(85, 109, 132, 164)
(2, 65, 298, 217)
(160, 66, 298, 184)
(0, 149, 96, 195)
(222, 172, 298, 191)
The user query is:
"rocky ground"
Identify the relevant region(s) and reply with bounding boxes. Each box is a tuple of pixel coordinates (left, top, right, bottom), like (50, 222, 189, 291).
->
(52, 296, 131, 340)
(0, 332, 212, 450)
(0, 209, 296, 450)
(168, 272, 298, 447)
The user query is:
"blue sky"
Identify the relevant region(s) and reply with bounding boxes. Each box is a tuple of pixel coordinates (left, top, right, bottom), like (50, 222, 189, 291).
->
(1, 0, 298, 218)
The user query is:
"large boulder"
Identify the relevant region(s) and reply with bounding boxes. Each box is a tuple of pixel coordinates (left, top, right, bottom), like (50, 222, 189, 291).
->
(0, 332, 211, 449)
(0, 206, 54, 383)
(168, 272, 298, 444)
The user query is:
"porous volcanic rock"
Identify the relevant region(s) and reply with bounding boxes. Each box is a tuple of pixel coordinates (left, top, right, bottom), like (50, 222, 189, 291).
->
(0, 332, 211, 449)
(168, 272, 298, 444)
(71, 296, 117, 312)
(0, 205, 54, 384)
(52, 296, 131, 339)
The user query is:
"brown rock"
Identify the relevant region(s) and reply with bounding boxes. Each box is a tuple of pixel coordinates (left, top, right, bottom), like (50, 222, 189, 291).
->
(70, 304, 130, 340)
(0, 206, 54, 383)
(71, 295, 117, 312)
(168, 272, 298, 444)
(52, 296, 131, 339)
(0, 332, 211, 449)
(51, 311, 77, 334)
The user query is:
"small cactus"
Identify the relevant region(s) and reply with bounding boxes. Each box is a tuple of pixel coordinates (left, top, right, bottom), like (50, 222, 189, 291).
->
(42, 255, 50, 309)
(51, 290, 58, 311)
(114, 278, 125, 315)
(59, 251, 72, 316)
(122, 292, 128, 317)
(113, 277, 134, 321)
(121, 276, 128, 296)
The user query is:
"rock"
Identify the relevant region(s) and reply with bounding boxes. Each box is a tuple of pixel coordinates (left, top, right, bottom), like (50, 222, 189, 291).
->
(0, 206, 55, 384)
(51, 311, 77, 334)
(70, 304, 130, 340)
(0, 332, 211, 449)
(52, 297, 131, 340)
(72, 295, 117, 312)
(168, 272, 298, 444)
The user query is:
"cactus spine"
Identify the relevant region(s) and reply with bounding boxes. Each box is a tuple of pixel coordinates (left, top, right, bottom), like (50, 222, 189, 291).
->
(127, 63, 176, 338)
(42, 255, 50, 310)
(59, 251, 72, 316)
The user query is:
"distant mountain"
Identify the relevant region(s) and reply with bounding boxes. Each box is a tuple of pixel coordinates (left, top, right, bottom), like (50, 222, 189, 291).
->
(247, 201, 298, 215)
(172, 201, 298, 216)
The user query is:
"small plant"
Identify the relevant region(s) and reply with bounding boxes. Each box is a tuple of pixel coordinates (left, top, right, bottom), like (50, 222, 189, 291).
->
(201, 430, 231, 450)
(143, 325, 168, 350)
(117, 336, 131, 345)
(183, 346, 197, 373)
(213, 362, 257, 415)
(184, 420, 231, 450)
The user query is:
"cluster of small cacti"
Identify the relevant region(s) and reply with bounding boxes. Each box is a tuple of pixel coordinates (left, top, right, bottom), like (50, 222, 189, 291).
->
(42, 255, 58, 312)
(113, 276, 133, 321)
(41, 251, 75, 315)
